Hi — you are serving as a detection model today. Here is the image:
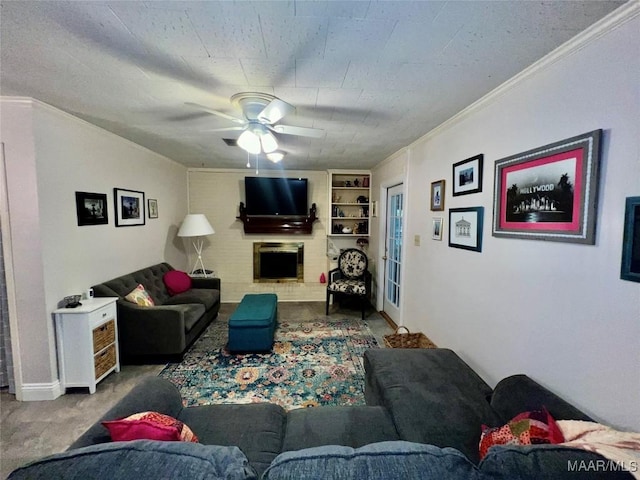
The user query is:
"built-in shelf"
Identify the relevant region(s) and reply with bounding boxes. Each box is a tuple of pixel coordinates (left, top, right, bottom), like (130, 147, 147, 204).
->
(237, 202, 318, 234)
(328, 170, 371, 237)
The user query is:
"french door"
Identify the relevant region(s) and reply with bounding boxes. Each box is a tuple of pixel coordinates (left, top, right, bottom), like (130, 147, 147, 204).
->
(382, 184, 404, 323)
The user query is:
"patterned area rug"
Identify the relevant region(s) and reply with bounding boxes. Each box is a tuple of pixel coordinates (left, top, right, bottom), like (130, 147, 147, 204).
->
(159, 317, 380, 410)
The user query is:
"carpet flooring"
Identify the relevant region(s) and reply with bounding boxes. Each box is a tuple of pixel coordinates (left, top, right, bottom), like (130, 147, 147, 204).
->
(159, 315, 380, 410)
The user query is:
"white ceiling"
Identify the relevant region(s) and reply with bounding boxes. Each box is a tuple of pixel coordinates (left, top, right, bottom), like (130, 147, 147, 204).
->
(0, 0, 625, 171)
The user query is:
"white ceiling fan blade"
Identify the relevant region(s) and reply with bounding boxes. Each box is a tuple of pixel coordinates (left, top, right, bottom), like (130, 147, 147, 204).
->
(184, 102, 245, 124)
(202, 127, 245, 132)
(258, 98, 295, 124)
(272, 124, 325, 138)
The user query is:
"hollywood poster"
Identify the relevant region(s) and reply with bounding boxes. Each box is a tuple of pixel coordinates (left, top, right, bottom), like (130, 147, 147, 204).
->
(498, 148, 584, 233)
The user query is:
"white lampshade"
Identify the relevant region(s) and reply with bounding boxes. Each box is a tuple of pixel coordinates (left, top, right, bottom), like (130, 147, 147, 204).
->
(238, 129, 261, 154)
(260, 130, 278, 153)
(177, 214, 215, 237)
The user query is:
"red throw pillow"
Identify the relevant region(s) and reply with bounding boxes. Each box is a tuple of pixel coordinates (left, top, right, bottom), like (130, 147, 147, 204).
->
(102, 411, 198, 443)
(479, 408, 564, 459)
(163, 270, 192, 296)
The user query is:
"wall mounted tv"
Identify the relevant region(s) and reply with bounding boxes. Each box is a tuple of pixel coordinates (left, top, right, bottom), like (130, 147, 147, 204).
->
(245, 177, 309, 216)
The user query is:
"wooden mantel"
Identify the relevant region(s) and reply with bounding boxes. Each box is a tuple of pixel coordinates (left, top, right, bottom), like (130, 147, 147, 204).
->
(237, 202, 318, 234)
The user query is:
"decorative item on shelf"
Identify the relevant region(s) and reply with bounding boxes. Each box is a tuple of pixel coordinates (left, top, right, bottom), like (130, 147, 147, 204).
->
(345, 180, 352, 187)
(353, 178, 360, 187)
(342, 226, 353, 234)
(356, 222, 368, 234)
(356, 195, 368, 203)
(178, 214, 215, 277)
(362, 176, 370, 187)
(333, 224, 343, 234)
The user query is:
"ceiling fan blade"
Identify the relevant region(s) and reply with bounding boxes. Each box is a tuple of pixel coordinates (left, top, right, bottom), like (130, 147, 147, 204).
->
(272, 124, 325, 138)
(202, 127, 245, 132)
(258, 98, 295, 124)
(184, 102, 245, 124)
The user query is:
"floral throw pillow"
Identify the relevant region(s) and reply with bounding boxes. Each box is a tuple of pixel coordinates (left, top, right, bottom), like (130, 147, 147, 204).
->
(103, 411, 198, 443)
(479, 408, 564, 459)
(124, 284, 155, 306)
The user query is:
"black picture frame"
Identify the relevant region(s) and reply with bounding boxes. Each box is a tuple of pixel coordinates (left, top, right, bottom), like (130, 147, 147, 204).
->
(114, 188, 145, 227)
(621, 196, 640, 283)
(75, 191, 108, 226)
(492, 130, 602, 244)
(449, 206, 484, 252)
(452, 154, 483, 196)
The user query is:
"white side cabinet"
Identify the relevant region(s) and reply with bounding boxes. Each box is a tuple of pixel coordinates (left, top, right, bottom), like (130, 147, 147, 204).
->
(54, 297, 120, 394)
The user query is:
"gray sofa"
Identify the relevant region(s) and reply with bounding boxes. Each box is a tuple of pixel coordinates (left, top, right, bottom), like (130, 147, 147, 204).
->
(92, 263, 220, 361)
(9, 348, 632, 479)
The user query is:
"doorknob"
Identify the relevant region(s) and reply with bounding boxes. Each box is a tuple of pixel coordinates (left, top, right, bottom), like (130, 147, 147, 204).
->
(382, 255, 387, 260)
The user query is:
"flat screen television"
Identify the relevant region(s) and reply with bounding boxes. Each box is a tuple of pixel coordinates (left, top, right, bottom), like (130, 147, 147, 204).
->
(244, 177, 308, 216)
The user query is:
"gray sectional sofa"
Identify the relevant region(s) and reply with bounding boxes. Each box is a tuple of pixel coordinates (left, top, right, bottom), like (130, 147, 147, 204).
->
(92, 263, 220, 361)
(9, 348, 632, 479)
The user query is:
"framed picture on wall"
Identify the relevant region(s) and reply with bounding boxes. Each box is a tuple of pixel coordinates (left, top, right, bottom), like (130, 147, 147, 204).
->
(492, 129, 602, 244)
(621, 196, 640, 283)
(114, 188, 145, 227)
(452, 154, 483, 196)
(148, 199, 158, 219)
(432, 217, 443, 240)
(75, 191, 108, 226)
(449, 207, 484, 252)
(430, 180, 445, 211)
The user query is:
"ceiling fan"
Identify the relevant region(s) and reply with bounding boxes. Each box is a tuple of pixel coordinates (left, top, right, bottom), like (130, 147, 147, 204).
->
(185, 92, 325, 157)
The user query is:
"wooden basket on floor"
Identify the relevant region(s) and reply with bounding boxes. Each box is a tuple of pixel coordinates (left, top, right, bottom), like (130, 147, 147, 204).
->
(384, 326, 437, 349)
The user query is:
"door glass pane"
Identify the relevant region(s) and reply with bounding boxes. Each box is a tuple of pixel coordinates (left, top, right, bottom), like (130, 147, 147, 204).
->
(386, 191, 403, 309)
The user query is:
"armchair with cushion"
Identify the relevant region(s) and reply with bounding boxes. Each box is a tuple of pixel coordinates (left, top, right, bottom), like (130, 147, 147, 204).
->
(326, 248, 371, 320)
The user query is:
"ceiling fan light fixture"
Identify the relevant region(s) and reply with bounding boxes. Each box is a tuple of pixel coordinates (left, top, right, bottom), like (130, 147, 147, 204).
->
(238, 129, 261, 155)
(267, 151, 285, 163)
(260, 130, 278, 153)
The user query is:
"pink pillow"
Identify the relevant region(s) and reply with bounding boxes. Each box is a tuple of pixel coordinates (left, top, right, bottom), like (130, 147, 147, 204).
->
(163, 270, 192, 296)
(102, 411, 198, 443)
(479, 408, 564, 459)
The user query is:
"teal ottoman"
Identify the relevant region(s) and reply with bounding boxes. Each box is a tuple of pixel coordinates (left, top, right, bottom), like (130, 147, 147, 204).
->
(228, 293, 278, 352)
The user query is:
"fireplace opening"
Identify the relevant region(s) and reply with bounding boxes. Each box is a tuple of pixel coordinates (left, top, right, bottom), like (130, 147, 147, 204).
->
(253, 242, 304, 283)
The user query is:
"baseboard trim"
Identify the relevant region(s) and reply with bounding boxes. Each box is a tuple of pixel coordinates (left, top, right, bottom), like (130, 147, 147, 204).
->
(20, 380, 62, 401)
(379, 311, 398, 331)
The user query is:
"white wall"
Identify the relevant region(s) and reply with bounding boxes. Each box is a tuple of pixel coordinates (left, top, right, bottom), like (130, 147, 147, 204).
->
(0, 98, 188, 397)
(374, 10, 639, 430)
(188, 169, 328, 302)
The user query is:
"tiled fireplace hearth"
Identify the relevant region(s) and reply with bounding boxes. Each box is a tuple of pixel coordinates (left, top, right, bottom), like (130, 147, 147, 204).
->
(253, 242, 304, 283)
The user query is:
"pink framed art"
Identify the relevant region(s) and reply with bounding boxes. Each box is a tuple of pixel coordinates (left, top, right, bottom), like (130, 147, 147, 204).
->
(492, 130, 602, 244)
